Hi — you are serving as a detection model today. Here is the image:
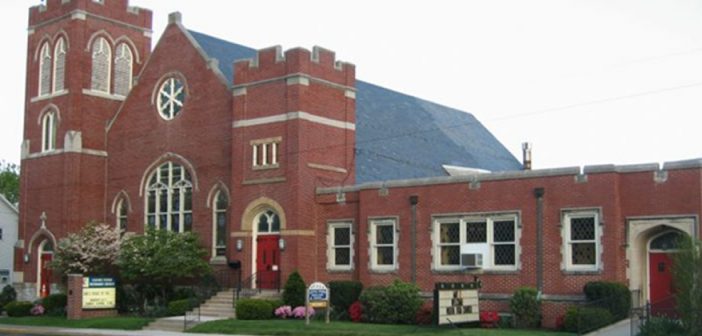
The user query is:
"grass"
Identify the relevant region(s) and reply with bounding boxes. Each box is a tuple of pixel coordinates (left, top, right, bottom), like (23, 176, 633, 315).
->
(188, 319, 573, 336)
(0, 316, 153, 330)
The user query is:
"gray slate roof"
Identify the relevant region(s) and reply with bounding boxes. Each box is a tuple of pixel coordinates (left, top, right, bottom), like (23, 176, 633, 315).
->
(188, 30, 522, 184)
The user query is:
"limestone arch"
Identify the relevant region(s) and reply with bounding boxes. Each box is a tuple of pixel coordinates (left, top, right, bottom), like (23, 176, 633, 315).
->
(138, 152, 199, 197)
(240, 197, 286, 232)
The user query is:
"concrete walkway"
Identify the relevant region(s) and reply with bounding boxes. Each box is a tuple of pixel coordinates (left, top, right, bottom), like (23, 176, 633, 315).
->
(584, 318, 633, 336)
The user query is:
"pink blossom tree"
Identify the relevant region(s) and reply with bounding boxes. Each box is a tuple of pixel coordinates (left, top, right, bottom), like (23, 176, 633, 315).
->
(49, 221, 123, 276)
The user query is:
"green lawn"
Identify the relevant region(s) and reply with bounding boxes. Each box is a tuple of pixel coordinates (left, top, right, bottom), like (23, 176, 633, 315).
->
(188, 319, 573, 336)
(0, 316, 153, 330)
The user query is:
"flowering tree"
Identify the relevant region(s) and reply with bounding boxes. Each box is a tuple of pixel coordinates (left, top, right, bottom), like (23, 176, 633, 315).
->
(49, 222, 122, 276)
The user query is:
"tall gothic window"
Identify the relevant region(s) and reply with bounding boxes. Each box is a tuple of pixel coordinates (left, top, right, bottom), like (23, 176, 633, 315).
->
(52, 38, 66, 92)
(116, 198, 128, 235)
(38, 42, 52, 96)
(41, 111, 57, 152)
(145, 162, 193, 232)
(213, 191, 228, 257)
(90, 37, 111, 93)
(113, 43, 133, 96)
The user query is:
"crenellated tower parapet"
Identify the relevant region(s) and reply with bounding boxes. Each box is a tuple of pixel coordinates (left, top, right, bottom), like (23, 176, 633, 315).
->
(29, 0, 151, 30)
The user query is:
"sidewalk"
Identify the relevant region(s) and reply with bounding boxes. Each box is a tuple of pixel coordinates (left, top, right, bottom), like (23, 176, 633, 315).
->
(0, 318, 248, 336)
(584, 318, 632, 336)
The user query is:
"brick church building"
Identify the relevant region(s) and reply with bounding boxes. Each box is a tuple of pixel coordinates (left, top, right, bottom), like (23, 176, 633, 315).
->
(14, 0, 701, 327)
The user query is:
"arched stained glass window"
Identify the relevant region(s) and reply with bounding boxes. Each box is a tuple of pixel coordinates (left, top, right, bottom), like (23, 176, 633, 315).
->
(145, 162, 193, 232)
(90, 37, 111, 92)
(113, 43, 133, 96)
(213, 191, 228, 256)
(257, 210, 280, 234)
(53, 38, 66, 92)
(39, 42, 52, 96)
(116, 198, 128, 235)
(41, 111, 57, 152)
(650, 231, 683, 251)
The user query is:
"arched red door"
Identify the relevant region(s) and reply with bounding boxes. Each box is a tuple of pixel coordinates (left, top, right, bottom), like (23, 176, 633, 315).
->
(256, 235, 280, 289)
(649, 252, 675, 316)
(39, 253, 52, 298)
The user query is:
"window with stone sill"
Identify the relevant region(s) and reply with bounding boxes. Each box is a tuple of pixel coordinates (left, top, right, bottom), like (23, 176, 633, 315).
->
(327, 221, 354, 271)
(52, 38, 66, 93)
(90, 37, 111, 93)
(145, 162, 193, 233)
(113, 43, 133, 97)
(562, 210, 601, 272)
(433, 213, 519, 271)
(369, 218, 397, 271)
(251, 138, 280, 169)
(213, 190, 228, 257)
(38, 42, 52, 96)
(41, 111, 58, 152)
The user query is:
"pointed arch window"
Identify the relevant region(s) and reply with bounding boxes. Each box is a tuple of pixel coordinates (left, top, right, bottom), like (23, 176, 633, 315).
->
(41, 111, 57, 152)
(116, 198, 129, 235)
(53, 38, 66, 93)
(256, 210, 281, 234)
(39, 42, 52, 96)
(90, 37, 111, 93)
(113, 43, 133, 97)
(145, 162, 193, 232)
(213, 191, 228, 257)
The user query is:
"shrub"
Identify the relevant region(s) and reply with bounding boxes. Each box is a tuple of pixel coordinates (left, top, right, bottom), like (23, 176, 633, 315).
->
(170, 287, 196, 301)
(292, 306, 315, 318)
(30, 304, 45, 316)
(583, 281, 631, 320)
(639, 317, 687, 336)
(563, 306, 613, 333)
(42, 293, 67, 316)
(282, 271, 306, 308)
(4, 301, 34, 317)
(415, 301, 433, 325)
(275, 305, 292, 318)
(167, 299, 193, 316)
(360, 280, 422, 324)
(348, 301, 362, 322)
(236, 299, 276, 320)
(509, 287, 540, 328)
(0, 285, 17, 314)
(329, 281, 363, 313)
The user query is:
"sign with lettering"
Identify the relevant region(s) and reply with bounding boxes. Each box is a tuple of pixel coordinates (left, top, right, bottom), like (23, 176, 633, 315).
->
(307, 282, 329, 308)
(82, 277, 116, 309)
(434, 282, 480, 325)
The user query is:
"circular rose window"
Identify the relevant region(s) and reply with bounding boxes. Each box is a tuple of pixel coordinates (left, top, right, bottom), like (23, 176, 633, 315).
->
(157, 77, 185, 120)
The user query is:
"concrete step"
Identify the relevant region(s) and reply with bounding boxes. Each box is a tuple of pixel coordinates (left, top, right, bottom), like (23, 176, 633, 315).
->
(143, 317, 188, 332)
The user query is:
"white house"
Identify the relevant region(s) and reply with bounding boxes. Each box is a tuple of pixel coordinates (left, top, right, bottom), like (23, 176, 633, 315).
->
(0, 194, 18, 286)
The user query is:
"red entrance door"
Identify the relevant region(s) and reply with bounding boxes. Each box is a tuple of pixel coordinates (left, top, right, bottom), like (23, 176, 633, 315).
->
(649, 252, 676, 317)
(256, 235, 280, 289)
(40, 253, 52, 298)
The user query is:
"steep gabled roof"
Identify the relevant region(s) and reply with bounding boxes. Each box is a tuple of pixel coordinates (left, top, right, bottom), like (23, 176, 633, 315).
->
(188, 30, 522, 184)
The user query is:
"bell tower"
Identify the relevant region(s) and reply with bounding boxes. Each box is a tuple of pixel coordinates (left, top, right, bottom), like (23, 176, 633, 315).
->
(16, 0, 151, 298)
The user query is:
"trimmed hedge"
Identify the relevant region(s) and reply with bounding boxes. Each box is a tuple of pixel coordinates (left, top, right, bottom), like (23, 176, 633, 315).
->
(42, 293, 68, 316)
(4, 301, 34, 317)
(329, 281, 363, 314)
(583, 281, 631, 320)
(639, 317, 686, 336)
(0, 285, 17, 314)
(235, 299, 277, 320)
(282, 271, 306, 308)
(167, 299, 193, 316)
(563, 306, 613, 333)
(510, 287, 540, 328)
(359, 280, 422, 324)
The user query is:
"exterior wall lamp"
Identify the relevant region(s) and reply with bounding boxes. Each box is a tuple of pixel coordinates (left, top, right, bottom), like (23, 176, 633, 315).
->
(236, 239, 243, 252)
(278, 238, 286, 251)
(23, 253, 30, 264)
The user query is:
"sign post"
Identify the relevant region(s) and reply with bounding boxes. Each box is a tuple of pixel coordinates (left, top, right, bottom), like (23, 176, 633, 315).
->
(306, 282, 330, 325)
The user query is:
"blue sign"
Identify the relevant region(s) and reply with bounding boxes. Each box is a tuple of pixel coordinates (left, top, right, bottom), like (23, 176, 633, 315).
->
(308, 289, 327, 301)
(87, 277, 115, 288)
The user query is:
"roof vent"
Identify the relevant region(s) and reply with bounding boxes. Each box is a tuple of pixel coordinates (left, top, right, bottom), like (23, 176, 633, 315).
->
(522, 142, 532, 170)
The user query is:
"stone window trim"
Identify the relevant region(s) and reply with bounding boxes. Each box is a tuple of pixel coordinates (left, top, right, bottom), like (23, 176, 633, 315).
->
(151, 72, 188, 121)
(326, 220, 355, 272)
(40, 110, 58, 152)
(115, 198, 128, 235)
(144, 161, 194, 233)
(212, 190, 229, 258)
(90, 37, 112, 93)
(113, 43, 134, 97)
(38, 42, 52, 96)
(368, 216, 399, 272)
(560, 208, 603, 273)
(52, 37, 67, 93)
(431, 211, 521, 272)
(251, 137, 281, 170)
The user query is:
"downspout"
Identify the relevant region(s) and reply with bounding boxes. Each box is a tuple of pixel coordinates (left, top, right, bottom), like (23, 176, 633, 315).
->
(409, 195, 419, 284)
(534, 187, 545, 295)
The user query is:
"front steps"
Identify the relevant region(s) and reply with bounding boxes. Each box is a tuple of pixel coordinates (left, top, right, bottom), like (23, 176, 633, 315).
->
(196, 290, 236, 318)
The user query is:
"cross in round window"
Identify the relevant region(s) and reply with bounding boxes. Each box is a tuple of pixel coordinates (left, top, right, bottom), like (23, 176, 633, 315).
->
(157, 77, 185, 120)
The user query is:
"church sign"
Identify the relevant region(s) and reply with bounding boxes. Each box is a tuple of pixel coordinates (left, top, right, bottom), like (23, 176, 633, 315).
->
(82, 277, 116, 310)
(434, 282, 480, 325)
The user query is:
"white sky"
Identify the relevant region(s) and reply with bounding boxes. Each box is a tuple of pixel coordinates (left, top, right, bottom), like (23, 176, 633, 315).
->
(1, 0, 700, 169)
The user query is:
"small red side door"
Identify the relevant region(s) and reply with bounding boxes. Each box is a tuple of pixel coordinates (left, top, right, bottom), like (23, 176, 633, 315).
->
(40, 253, 52, 298)
(256, 235, 280, 289)
(649, 252, 676, 317)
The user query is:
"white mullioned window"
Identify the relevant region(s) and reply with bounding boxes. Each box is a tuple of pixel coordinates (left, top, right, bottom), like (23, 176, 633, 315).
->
(562, 210, 601, 271)
(116, 198, 128, 235)
(327, 221, 354, 271)
(212, 191, 228, 257)
(369, 218, 397, 271)
(433, 213, 519, 271)
(41, 111, 57, 152)
(145, 162, 193, 233)
(113, 43, 133, 97)
(90, 37, 111, 93)
(39, 42, 52, 96)
(251, 138, 280, 169)
(52, 37, 66, 93)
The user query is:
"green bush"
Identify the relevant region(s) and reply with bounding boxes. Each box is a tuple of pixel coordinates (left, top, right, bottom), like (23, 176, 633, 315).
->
(170, 287, 196, 301)
(583, 281, 631, 320)
(509, 287, 540, 328)
(236, 299, 276, 320)
(359, 280, 422, 324)
(4, 301, 34, 317)
(42, 293, 68, 316)
(563, 306, 613, 333)
(282, 271, 306, 308)
(639, 317, 687, 336)
(167, 299, 193, 316)
(0, 285, 17, 314)
(329, 281, 363, 314)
